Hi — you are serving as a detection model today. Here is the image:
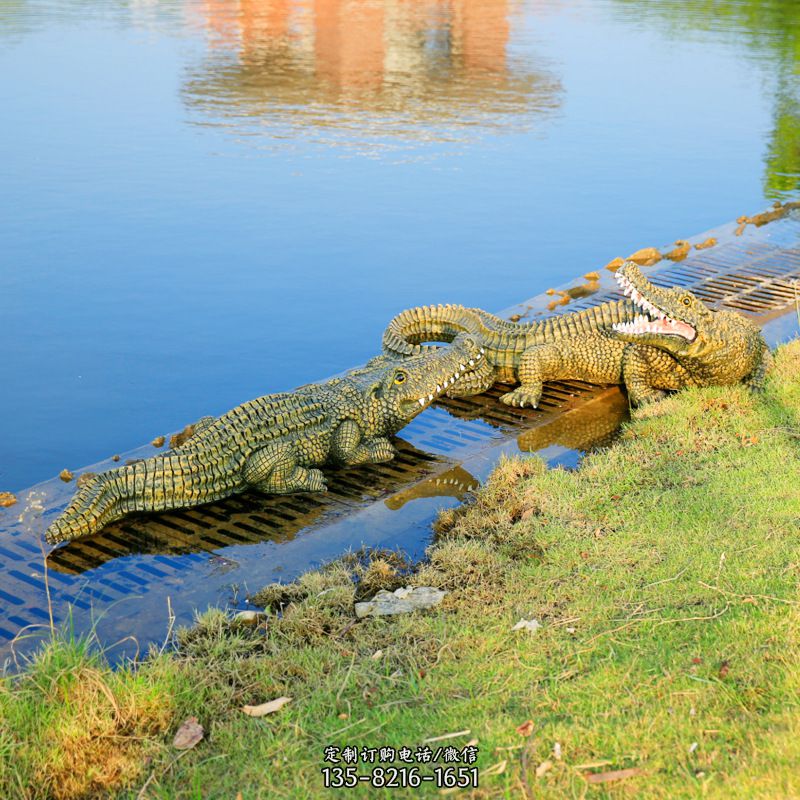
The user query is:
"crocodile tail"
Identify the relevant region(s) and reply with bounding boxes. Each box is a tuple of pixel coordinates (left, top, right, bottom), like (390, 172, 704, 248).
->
(44, 453, 200, 545)
(382, 304, 488, 356)
(45, 472, 122, 544)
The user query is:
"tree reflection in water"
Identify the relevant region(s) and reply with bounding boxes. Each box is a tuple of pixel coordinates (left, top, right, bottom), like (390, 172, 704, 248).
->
(612, 0, 800, 199)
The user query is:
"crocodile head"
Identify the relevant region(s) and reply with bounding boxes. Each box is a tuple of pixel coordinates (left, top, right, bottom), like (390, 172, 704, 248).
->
(610, 261, 766, 381)
(352, 334, 486, 431)
(611, 262, 708, 349)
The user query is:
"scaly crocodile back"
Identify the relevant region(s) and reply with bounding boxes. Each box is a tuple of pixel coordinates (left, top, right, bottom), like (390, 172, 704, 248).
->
(45, 391, 332, 544)
(174, 392, 329, 456)
(382, 300, 640, 356)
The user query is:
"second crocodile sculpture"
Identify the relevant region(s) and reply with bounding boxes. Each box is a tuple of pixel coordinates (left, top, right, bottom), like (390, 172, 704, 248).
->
(382, 262, 771, 408)
(45, 336, 485, 544)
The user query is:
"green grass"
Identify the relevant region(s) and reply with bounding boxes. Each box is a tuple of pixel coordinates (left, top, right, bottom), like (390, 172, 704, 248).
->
(2, 340, 800, 799)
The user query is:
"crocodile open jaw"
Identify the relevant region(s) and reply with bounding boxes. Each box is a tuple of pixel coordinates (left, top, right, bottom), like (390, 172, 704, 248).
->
(407, 347, 485, 411)
(612, 270, 697, 342)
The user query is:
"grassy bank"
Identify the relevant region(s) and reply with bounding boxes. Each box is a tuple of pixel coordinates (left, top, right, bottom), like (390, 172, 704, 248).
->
(2, 340, 800, 799)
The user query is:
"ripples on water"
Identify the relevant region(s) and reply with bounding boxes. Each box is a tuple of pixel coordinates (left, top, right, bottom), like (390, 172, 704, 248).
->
(182, 0, 562, 154)
(1, 0, 799, 490)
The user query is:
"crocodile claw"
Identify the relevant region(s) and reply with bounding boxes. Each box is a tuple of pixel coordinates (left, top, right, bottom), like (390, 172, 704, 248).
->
(307, 469, 328, 492)
(500, 386, 541, 409)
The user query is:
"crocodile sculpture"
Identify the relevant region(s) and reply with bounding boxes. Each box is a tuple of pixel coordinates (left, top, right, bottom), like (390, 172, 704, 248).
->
(382, 261, 771, 408)
(45, 336, 485, 544)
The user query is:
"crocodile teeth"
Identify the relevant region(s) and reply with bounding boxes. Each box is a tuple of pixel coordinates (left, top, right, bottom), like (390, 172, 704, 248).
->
(469, 359, 475, 366)
(459, 364, 466, 371)
(480, 348, 485, 354)
(418, 398, 425, 407)
(428, 394, 434, 401)
(436, 385, 441, 393)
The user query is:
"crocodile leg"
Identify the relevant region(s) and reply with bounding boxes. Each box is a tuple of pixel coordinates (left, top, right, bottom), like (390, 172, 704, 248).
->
(744, 342, 773, 393)
(330, 419, 396, 465)
(620, 345, 683, 405)
(503, 335, 631, 408)
(500, 344, 559, 408)
(244, 443, 327, 494)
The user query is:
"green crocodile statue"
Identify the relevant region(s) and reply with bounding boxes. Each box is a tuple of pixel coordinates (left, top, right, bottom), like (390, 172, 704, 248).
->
(45, 335, 486, 544)
(382, 262, 771, 408)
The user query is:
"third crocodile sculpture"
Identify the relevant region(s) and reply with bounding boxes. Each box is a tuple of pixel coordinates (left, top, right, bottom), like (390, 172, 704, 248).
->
(45, 335, 485, 544)
(382, 262, 771, 408)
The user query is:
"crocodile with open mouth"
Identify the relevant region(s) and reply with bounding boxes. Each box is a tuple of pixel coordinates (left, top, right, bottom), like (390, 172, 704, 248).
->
(382, 261, 771, 408)
(45, 335, 485, 544)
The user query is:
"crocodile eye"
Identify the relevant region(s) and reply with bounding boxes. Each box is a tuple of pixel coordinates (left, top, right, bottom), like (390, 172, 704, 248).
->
(682, 296, 692, 306)
(394, 372, 407, 385)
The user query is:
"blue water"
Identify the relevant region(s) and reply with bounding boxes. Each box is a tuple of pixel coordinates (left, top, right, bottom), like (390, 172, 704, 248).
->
(2, 0, 798, 491)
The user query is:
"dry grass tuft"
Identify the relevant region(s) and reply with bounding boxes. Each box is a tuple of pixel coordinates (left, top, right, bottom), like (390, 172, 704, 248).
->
(36, 668, 171, 800)
(251, 548, 413, 613)
(3, 648, 177, 800)
(769, 337, 800, 383)
(434, 456, 546, 547)
(415, 539, 509, 593)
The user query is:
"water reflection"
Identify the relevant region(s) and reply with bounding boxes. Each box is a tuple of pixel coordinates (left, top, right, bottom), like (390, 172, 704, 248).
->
(384, 464, 478, 510)
(517, 389, 629, 454)
(612, 0, 800, 200)
(184, 0, 562, 149)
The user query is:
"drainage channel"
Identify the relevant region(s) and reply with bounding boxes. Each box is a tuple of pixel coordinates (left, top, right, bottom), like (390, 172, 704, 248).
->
(1, 212, 799, 665)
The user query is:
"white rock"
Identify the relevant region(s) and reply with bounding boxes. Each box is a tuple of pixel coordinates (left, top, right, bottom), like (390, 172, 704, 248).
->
(354, 586, 446, 618)
(512, 618, 542, 634)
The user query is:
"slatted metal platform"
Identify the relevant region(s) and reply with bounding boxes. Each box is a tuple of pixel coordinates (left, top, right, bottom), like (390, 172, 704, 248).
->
(1, 209, 799, 665)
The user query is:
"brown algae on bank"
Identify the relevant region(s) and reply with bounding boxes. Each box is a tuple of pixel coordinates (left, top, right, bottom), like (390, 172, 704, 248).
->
(544, 276, 603, 311)
(0, 492, 17, 508)
(736, 200, 800, 235)
(627, 246, 662, 266)
(170, 422, 200, 448)
(76, 472, 96, 488)
(664, 239, 691, 261)
(695, 236, 717, 250)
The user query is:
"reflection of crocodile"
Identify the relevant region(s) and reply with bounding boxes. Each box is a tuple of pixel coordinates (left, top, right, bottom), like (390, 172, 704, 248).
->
(45, 337, 486, 544)
(384, 465, 479, 511)
(517, 390, 629, 454)
(383, 262, 771, 408)
(46, 439, 446, 576)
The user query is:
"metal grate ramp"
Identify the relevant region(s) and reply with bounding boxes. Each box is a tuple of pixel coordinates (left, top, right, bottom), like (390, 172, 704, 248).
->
(1, 211, 799, 662)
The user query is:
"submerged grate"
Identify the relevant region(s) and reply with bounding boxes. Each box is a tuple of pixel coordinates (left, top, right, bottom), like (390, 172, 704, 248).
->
(558, 241, 800, 318)
(2, 216, 800, 656)
(46, 440, 443, 576)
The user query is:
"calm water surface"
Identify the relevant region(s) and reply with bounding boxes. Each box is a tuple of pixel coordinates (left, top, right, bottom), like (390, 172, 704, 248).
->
(2, 0, 799, 490)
